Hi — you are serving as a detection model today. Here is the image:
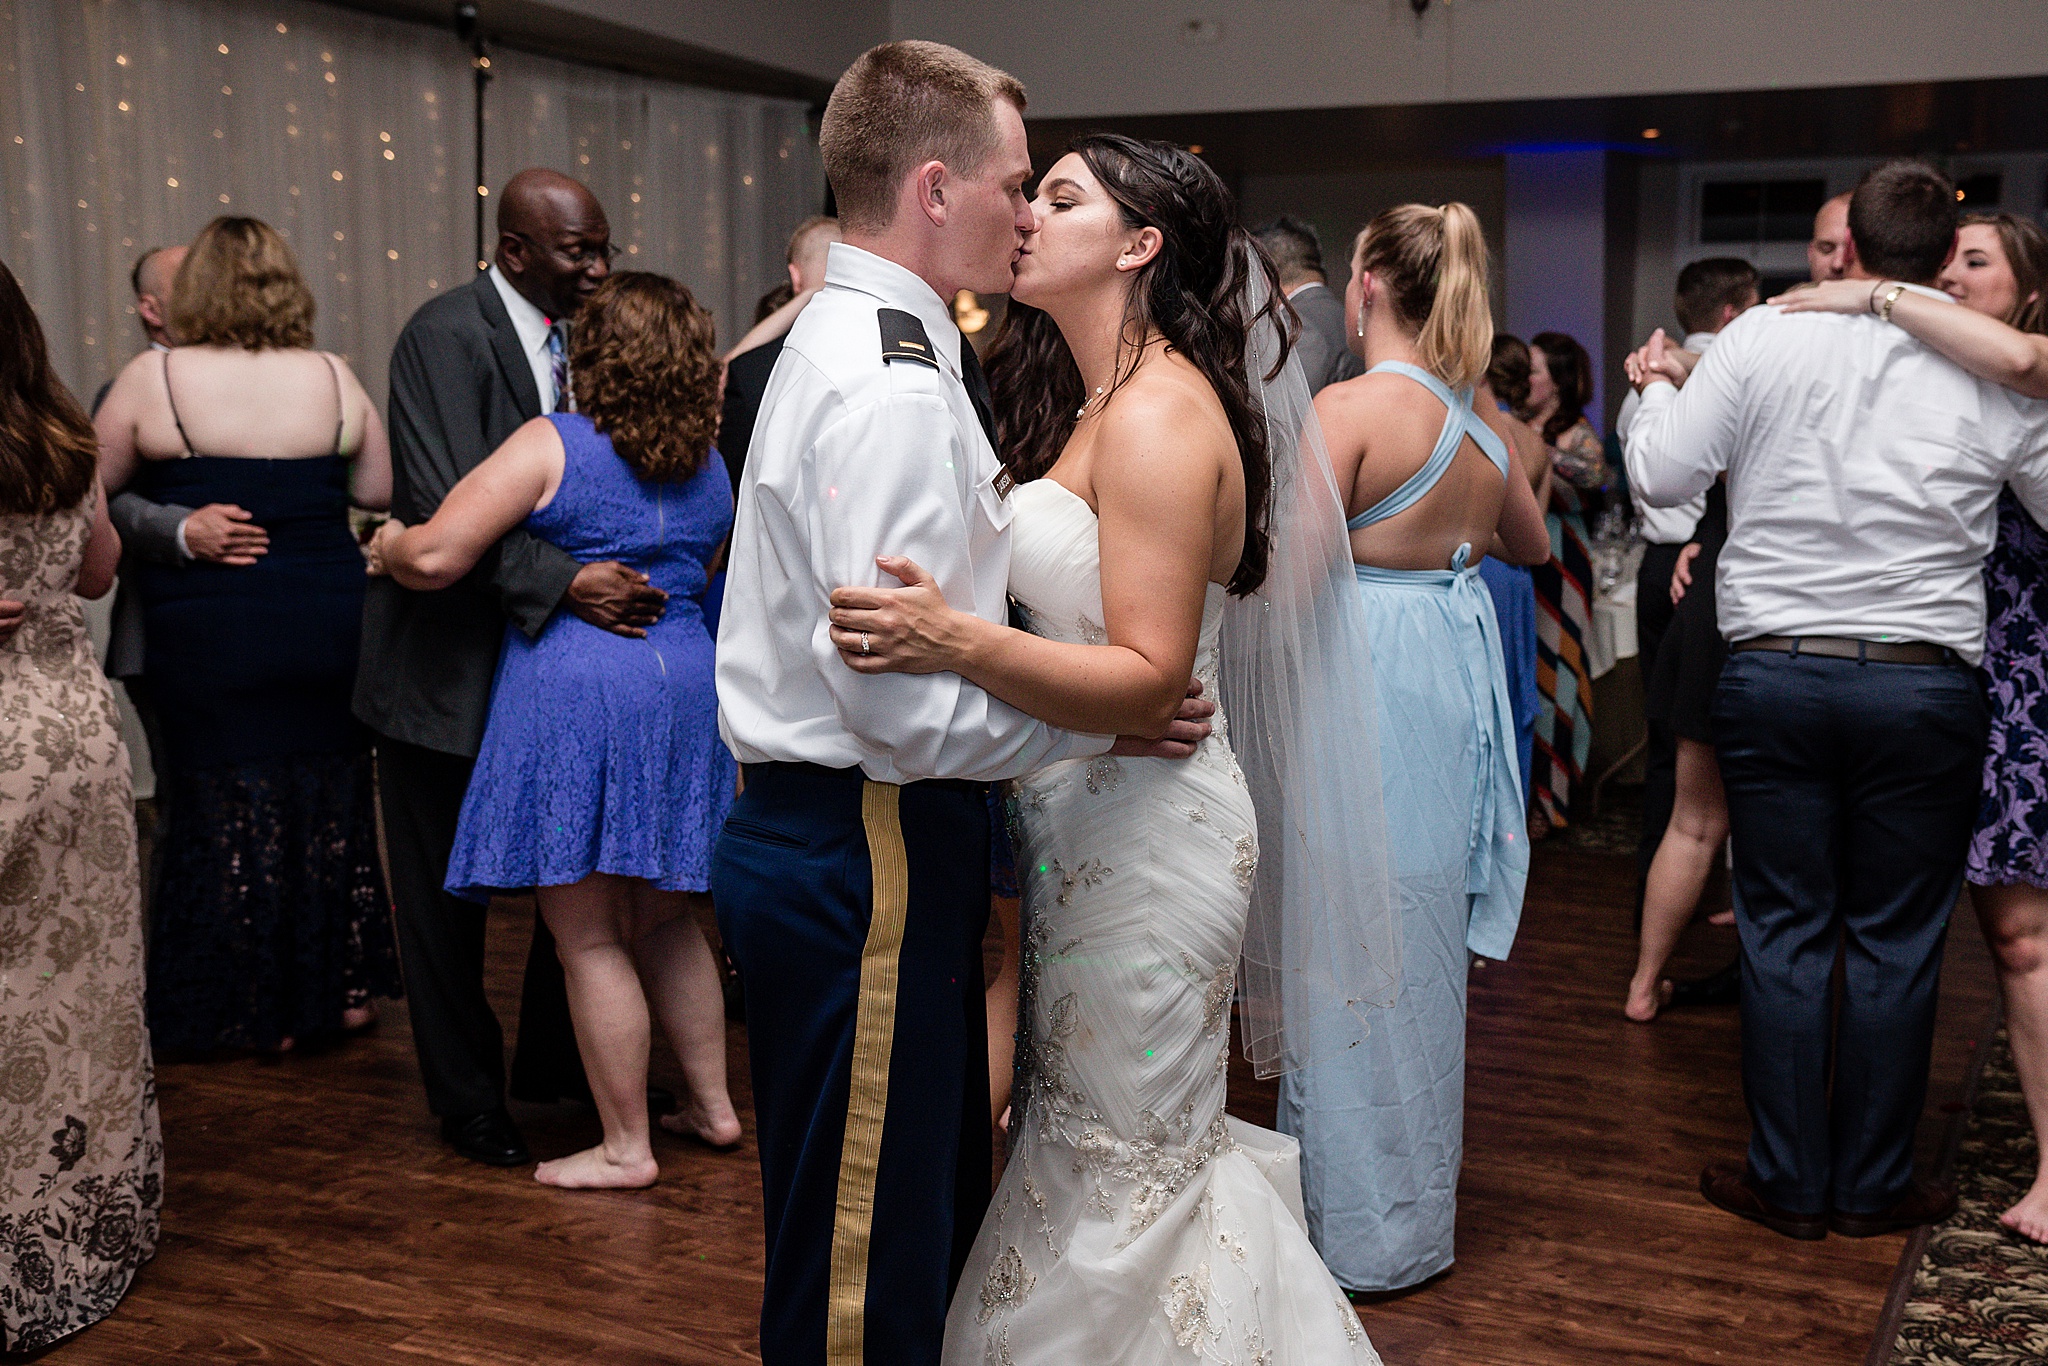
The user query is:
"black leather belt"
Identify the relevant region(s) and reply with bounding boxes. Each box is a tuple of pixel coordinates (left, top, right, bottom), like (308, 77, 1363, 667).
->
(1732, 635, 1960, 666)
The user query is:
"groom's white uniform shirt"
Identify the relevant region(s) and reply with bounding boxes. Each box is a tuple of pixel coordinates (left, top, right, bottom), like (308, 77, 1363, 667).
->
(1628, 287, 2048, 665)
(716, 242, 1112, 783)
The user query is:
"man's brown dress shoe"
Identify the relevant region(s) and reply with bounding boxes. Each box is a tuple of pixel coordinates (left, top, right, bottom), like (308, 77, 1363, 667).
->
(1829, 1179, 1958, 1238)
(1699, 1161, 1827, 1240)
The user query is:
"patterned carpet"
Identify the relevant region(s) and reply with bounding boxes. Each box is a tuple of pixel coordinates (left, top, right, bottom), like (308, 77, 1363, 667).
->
(1889, 1029, 2048, 1364)
(1546, 785, 1643, 857)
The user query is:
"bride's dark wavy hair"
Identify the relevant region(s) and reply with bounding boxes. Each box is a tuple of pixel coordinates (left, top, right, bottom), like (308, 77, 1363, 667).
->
(984, 133, 1291, 596)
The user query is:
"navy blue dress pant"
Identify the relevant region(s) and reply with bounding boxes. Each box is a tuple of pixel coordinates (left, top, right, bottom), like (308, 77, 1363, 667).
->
(1711, 650, 1987, 1216)
(713, 762, 992, 1366)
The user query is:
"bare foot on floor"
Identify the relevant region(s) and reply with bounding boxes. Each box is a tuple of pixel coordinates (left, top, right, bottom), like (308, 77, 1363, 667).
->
(1623, 977, 1675, 1023)
(2001, 1180, 2048, 1243)
(659, 1103, 743, 1149)
(341, 1004, 377, 1031)
(534, 1144, 659, 1189)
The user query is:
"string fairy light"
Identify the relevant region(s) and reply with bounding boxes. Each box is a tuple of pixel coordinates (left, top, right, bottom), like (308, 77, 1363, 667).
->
(9, 7, 814, 412)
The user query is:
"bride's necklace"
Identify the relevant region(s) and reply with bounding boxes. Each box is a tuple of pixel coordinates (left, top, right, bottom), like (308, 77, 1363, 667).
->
(1075, 339, 1169, 421)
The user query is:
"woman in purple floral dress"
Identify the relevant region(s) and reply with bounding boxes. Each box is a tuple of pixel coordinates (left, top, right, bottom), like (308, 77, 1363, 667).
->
(1978, 490, 2048, 892)
(1781, 210, 2048, 1239)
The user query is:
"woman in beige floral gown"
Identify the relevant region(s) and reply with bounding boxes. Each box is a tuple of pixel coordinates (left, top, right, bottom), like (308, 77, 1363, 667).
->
(0, 258, 162, 1350)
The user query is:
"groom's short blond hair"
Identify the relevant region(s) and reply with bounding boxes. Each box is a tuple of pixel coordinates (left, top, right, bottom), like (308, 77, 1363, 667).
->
(819, 41, 1026, 233)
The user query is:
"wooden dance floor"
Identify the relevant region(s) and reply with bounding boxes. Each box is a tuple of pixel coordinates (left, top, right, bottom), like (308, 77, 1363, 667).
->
(40, 832, 1994, 1365)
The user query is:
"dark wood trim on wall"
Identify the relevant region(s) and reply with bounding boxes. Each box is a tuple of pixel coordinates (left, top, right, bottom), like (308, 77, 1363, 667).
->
(317, 0, 834, 105)
(1027, 75, 2048, 183)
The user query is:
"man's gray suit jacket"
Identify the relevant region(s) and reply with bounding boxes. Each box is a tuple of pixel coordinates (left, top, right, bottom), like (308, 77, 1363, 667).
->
(1290, 281, 1366, 394)
(353, 271, 581, 759)
(103, 492, 189, 680)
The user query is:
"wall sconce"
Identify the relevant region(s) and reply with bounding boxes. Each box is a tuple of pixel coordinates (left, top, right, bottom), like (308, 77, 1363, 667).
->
(953, 290, 990, 335)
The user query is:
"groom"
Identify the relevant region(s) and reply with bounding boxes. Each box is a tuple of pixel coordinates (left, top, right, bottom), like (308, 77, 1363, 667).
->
(713, 40, 1209, 1366)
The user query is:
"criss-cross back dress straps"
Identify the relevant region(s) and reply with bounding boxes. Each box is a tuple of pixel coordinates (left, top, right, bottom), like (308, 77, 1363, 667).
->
(1345, 360, 1512, 532)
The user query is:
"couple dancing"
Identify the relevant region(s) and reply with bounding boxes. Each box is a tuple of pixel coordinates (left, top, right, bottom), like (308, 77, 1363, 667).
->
(714, 41, 1399, 1365)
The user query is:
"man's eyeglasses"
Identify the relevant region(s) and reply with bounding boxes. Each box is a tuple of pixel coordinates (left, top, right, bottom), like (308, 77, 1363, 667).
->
(509, 231, 620, 269)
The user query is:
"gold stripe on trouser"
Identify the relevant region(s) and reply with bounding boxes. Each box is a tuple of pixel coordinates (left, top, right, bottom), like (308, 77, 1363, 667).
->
(825, 779, 911, 1366)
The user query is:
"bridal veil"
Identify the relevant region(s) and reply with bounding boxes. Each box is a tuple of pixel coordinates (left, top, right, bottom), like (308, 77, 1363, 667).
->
(1221, 258, 1401, 1077)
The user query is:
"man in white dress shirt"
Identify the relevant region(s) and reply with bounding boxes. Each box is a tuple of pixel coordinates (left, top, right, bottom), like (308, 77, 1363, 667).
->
(1617, 257, 1758, 927)
(1628, 159, 2048, 1241)
(712, 42, 1207, 1366)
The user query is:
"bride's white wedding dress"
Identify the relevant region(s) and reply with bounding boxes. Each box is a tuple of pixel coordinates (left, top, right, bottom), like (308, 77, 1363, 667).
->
(943, 479, 1382, 1366)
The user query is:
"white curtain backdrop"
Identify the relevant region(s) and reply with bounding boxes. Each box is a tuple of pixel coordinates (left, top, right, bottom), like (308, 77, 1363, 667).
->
(0, 0, 823, 798)
(488, 47, 822, 351)
(0, 0, 825, 407)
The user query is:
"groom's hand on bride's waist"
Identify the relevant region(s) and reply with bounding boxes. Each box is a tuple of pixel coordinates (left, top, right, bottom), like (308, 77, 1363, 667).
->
(1110, 677, 1214, 760)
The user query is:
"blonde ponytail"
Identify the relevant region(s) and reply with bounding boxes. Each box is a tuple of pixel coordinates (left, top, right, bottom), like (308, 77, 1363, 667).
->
(1415, 203, 1492, 390)
(1357, 200, 1495, 391)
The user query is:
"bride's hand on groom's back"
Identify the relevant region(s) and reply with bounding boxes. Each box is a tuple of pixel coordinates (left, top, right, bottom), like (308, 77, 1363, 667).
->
(1111, 677, 1215, 759)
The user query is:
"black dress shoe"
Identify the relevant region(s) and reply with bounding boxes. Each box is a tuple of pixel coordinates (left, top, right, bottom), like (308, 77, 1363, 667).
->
(440, 1108, 531, 1167)
(1700, 1161, 1827, 1240)
(1830, 1179, 1958, 1237)
(1669, 959, 1740, 1008)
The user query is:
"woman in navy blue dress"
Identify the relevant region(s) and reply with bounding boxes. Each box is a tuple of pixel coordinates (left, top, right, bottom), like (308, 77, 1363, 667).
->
(94, 216, 401, 1055)
(373, 273, 738, 1188)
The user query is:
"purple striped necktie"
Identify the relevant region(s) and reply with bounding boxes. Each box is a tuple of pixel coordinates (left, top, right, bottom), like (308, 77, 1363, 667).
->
(547, 322, 570, 412)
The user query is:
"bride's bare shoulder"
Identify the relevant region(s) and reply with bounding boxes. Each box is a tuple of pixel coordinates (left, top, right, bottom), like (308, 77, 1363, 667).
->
(1097, 355, 1232, 455)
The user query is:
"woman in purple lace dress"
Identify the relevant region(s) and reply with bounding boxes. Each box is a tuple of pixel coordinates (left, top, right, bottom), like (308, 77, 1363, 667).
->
(1781, 210, 2048, 1238)
(1950, 219, 2048, 1243)
(373, 274, 739, 1190)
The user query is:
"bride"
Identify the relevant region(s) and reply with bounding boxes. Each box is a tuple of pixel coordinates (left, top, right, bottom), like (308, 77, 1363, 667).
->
(828, 133, 1390, 1365)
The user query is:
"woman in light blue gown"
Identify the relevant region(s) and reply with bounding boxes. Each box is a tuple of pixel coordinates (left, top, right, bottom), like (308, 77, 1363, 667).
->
(1285, 202, 1550, 1292)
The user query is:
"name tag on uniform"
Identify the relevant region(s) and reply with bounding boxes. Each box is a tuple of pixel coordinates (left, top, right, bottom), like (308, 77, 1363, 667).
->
(993, 468, 1015, 500)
